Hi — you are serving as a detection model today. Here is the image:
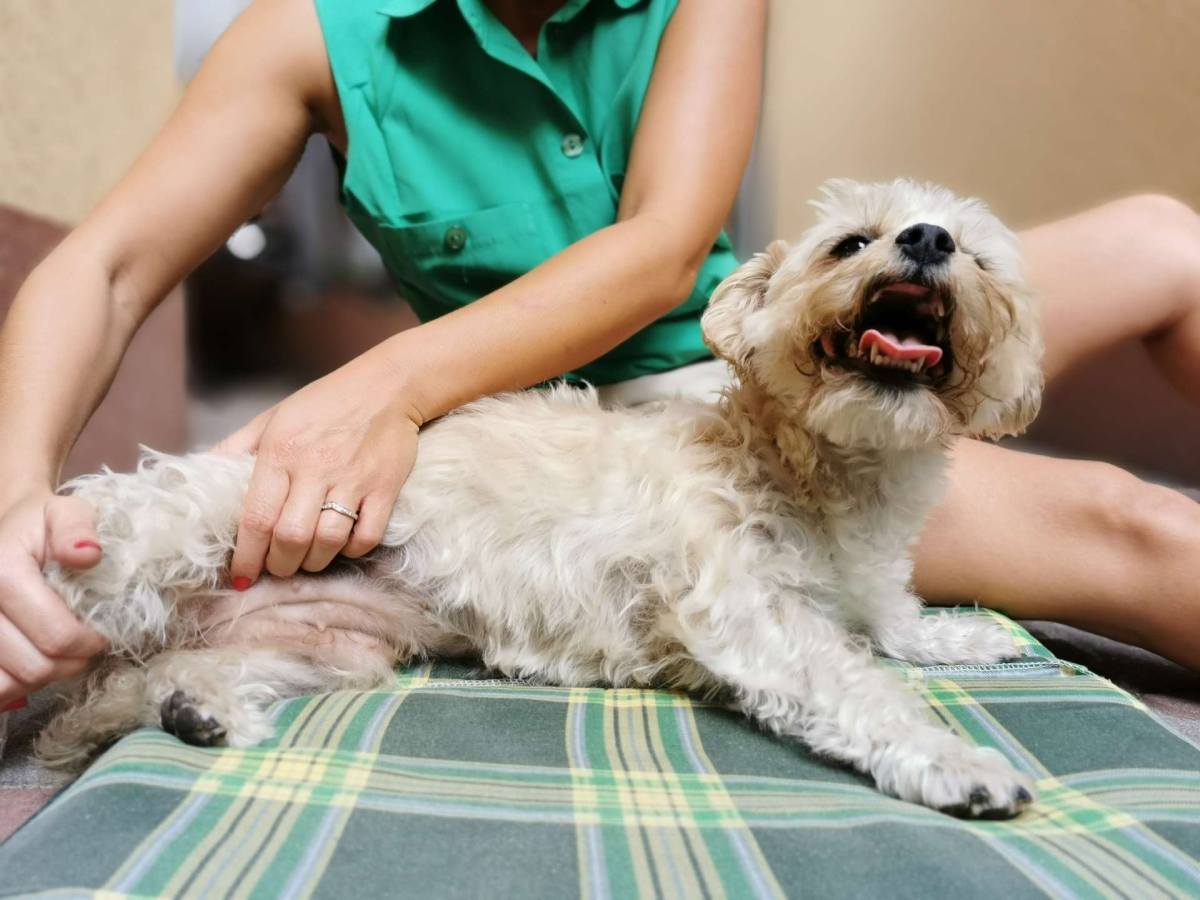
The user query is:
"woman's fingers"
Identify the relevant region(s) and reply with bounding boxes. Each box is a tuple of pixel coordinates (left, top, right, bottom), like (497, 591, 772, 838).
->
(341, 490, 393, 559)
(0, 610, 96, 706)
(0, 612, 63, 693)
(0, 561, 108, 661)
(300, 504, 358, 573)
(0, 652, 91, 707)
(44, 495, 103, 570)
(230, 462, 290, 587)
(0, 495, 107, 705)
(265, 481, 332, 578)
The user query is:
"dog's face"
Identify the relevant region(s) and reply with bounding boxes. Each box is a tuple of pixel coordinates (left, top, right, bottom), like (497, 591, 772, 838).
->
(703, 179, 1043, 449)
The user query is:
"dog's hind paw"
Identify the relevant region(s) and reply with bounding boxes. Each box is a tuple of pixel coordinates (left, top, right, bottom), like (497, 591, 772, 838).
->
(160, 690, 228, 747)
(877, 612, 1021, 666)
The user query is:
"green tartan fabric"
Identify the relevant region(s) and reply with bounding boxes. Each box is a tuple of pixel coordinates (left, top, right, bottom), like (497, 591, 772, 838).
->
(3, 609, 1200, 898)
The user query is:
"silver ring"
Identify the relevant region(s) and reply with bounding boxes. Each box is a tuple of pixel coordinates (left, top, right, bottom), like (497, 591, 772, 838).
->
(319, 501, 359, 522)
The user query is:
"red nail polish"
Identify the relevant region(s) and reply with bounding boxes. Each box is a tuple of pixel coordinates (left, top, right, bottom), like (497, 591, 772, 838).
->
(1, 697, 27, 712)
(74, 540, 101, 551)
(232, 576, 252, 591)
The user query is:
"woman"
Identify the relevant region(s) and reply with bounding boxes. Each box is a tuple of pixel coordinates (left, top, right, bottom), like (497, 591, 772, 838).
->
(2, 0, 1199, 711)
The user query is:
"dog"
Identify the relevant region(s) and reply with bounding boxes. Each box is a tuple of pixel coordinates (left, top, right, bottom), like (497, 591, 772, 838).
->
(37, 179, 1043, 819)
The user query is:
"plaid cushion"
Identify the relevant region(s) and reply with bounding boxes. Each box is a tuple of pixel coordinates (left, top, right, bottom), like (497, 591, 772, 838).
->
(3, 610, 1200, 898)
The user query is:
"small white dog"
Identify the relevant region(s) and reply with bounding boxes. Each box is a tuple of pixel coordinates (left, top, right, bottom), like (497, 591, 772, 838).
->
(38, 179, 1043, 819)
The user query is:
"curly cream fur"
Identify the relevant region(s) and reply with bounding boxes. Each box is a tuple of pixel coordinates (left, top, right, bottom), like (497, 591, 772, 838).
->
(37, 180, 1042, 818)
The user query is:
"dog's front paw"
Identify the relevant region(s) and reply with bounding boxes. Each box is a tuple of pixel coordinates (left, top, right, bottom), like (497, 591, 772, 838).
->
(877, 612, 1021, 666)
(883, 739, 1036, 819)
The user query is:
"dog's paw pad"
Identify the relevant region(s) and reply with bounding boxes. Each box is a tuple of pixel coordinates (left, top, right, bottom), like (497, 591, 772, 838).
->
(160, 690, 228, 747)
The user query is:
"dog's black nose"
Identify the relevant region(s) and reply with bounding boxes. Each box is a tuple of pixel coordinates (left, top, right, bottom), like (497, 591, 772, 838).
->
(895, 223, 956, 266)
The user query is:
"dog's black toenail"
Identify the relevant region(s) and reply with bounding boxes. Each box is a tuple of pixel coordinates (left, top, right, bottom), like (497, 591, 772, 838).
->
(1015, 786, 1032, 804)
(968, 786, 991, 806)
(160, 690, 227, 747)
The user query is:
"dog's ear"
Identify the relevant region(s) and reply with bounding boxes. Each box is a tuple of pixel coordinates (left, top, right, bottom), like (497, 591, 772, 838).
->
(962, 285, 1044, 440)
(702, 240, 789, 369)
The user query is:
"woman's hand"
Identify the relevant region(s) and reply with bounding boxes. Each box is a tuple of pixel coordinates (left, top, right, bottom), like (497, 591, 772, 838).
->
(0, 492, 109, 706)
(217, 352, 422, 588)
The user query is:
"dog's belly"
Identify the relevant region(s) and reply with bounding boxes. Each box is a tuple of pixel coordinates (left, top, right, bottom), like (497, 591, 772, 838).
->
(196, 574, 457, 671)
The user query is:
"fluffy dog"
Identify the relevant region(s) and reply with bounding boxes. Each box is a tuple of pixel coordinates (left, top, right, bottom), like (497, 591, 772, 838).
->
(37, 179, 1043, 819)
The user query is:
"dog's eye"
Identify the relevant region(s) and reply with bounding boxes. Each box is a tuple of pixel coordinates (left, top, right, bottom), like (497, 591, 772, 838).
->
(973, 255, 989, 271)
(830, 235, 873, 258)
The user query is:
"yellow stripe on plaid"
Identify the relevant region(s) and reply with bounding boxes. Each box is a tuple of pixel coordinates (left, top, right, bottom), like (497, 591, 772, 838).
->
(159, 701, 334, 899)
(219, 694, 372, 899)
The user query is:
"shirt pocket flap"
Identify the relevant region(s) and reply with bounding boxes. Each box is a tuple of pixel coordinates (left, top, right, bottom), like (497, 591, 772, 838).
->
(377, 203, 543, 311)
(380, 203, 538, 260)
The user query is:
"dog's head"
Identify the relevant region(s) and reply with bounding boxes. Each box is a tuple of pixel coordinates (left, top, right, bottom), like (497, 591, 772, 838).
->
(702, 179, 1043, 450)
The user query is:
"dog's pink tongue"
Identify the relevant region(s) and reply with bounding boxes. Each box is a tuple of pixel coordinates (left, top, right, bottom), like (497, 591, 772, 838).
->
(859, 329, 943, 366)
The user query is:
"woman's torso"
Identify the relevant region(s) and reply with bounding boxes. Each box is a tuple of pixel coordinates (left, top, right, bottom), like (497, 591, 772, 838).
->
(313, 0, 740, 384)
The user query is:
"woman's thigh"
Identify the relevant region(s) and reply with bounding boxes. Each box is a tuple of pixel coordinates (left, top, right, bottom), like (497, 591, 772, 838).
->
(914, 438, 1200, 665)
(1021, 193, 1200, 388)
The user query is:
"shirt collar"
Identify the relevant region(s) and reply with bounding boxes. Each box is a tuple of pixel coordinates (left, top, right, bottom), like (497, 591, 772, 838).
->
(377, 0, 645, 18)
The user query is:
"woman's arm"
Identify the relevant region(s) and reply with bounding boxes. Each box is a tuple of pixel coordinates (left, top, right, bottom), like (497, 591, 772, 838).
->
(0, 0, 333, 704)
(400, 0, 767, 414)
(226, 0, 768, 582)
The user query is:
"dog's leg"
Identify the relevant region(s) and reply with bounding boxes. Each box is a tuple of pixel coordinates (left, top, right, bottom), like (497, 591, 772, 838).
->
(36, 660, 150, 768)
(677, 599, 1035, 818)
(868, 601, 1024, 667)
(831, 523, 1019, 666)
(146, 570, 422, 747)
(44, 452, 255, 654)
(844, 571, 1020, 666)
(143, 645, 387, 748)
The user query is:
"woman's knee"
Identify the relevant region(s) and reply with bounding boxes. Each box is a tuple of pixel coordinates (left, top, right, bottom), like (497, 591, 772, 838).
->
(1110, 194, 1200, 312)
(1075, 460, 1200, 576)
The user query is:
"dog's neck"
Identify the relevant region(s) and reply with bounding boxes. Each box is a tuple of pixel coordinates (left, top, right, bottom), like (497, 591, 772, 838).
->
(711, 377, 951, 516)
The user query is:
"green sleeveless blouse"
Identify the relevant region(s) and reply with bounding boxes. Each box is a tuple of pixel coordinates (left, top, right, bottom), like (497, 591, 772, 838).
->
(313, 0, 739, 384)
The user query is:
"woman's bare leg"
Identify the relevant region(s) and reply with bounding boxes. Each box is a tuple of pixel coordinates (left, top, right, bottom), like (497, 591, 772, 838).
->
(915, 194, 1200, 668)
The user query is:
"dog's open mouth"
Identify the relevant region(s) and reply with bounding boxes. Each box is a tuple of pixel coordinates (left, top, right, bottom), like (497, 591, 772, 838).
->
(815, 281, 952, 386)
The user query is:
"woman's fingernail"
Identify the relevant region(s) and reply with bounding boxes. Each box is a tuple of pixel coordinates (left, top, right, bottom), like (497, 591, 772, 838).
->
(232, 576, 252, 591)
(2, 697, 28, 712)
(74, 540, 101, 551)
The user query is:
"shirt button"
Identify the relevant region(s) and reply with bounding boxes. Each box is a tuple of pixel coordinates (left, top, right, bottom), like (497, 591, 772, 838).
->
(561, 133, 584, 158)
(443, 225, 468, 252)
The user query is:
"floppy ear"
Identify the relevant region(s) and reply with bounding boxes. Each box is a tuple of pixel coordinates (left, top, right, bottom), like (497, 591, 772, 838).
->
(701, 240, 789, 370)
(962, 286, 1044, 440)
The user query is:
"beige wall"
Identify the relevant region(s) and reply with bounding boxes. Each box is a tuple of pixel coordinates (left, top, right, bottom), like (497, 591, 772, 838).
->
(754, 0, 1200, 483)
(0, 1, 180, 225)
(758, 0, 1200, 237)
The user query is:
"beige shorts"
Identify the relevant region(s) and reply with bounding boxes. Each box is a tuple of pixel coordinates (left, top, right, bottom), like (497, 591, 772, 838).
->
(594, 359, 730, 407)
